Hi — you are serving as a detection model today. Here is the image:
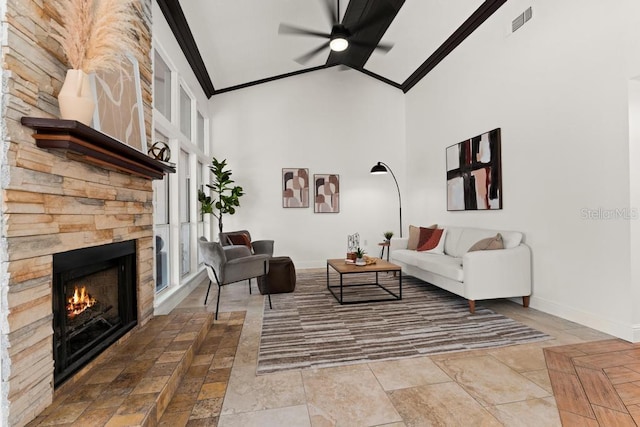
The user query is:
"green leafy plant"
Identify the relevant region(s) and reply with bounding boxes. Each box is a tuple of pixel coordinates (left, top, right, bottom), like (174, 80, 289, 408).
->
(198, 158, 244, 234)
(383, 231, 394, 240)
(355, 247, 366, 259)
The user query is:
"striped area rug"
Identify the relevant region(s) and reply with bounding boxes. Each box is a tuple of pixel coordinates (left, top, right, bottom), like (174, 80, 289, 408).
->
(257, 270, 550, 374)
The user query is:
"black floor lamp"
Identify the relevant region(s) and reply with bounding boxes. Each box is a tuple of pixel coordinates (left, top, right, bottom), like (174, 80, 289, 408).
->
(370, 161, 402, 238)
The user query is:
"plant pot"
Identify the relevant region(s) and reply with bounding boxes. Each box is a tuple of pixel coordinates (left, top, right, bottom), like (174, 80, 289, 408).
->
(58, 69, 95, 125)
(355, 257, 366, 266)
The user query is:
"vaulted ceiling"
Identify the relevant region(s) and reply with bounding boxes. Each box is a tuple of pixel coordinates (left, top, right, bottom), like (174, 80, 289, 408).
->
(156, 0, 507, 98)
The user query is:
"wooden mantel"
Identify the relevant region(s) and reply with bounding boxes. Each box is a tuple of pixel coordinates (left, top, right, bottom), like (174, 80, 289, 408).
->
(21, 117, 175, 180)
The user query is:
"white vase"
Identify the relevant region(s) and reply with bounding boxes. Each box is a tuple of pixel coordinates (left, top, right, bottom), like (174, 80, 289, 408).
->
(58, 69, 95, 125)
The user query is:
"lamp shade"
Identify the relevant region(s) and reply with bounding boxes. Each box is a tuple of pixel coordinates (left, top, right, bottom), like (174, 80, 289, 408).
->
(370, 162, 388, 174)
(368, 161, 403, 237)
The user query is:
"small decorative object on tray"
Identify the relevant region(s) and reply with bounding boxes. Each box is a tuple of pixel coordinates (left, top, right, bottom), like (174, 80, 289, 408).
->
(364, 255, 378, 265)
(355, 247, 366, 266)
(346, 232, 360, 263)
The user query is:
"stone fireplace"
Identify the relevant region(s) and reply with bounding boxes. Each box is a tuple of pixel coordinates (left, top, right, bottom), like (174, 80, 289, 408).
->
(0, 114, 174, 427)
(0, 2, 157, 426)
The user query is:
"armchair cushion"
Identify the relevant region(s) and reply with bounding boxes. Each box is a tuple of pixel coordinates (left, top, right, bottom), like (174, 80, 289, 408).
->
(198, 237, 269, 285)
(252, 239, 274, 256)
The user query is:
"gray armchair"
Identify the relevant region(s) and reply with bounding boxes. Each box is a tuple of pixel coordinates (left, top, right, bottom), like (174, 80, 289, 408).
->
(219, 230, 274, 257)
(199, 237, 271, 320)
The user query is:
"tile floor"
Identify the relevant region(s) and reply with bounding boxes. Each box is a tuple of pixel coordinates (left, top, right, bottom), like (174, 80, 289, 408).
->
(28, 270, 639, 426)
(170, 270, 634, 427)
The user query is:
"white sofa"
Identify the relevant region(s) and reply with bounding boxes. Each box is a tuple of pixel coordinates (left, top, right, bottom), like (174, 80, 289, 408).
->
(390, 226, 531, 313)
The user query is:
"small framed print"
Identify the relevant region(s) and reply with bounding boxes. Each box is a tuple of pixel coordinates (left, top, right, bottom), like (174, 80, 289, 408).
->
(282, 168, 309, 208)
(314, 174, 339, 213)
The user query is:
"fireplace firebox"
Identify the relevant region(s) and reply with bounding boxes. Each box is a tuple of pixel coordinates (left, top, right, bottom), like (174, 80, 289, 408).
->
(52, 240, 138, 386)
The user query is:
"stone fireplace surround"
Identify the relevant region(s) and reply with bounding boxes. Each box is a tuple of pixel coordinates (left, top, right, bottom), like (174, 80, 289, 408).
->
(0, 2, 155, 425)
(0, 118, 173, 427)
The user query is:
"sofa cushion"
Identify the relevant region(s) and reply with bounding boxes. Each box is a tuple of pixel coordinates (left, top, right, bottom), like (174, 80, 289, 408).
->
(408, 224, 437, 250)
(415, 253, 463, 282)
(417, 228, 446, 253)
(392, 249, 427, 266)
(468, 233, 504, 252)
(392, 250, 463, 282)
(445, 227, 523, 257)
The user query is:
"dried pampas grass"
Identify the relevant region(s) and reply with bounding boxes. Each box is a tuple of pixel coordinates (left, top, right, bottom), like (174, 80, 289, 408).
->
(53, 0, 139, 73)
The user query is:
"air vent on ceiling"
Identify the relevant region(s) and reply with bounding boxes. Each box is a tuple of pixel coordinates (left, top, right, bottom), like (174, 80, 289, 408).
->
(512, 7, 532, 33)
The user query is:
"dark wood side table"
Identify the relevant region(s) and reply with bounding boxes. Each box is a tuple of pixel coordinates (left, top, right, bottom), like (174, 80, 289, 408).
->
(378, 241, 390, 261)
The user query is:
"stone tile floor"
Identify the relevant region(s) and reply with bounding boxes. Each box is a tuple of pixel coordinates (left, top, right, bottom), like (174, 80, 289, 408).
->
(27, 270, 640, 426)
(157, 312, 245, 427)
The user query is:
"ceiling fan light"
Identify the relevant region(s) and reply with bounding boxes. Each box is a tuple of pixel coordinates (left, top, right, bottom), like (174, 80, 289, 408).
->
(330, 37, 349, 52)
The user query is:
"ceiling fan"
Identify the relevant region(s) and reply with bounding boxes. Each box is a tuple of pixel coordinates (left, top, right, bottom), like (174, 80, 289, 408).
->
(278, 0, 395, 65)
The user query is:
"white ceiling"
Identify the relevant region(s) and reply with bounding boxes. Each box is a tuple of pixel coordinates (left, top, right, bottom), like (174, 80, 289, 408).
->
(176, 0, 489, 92)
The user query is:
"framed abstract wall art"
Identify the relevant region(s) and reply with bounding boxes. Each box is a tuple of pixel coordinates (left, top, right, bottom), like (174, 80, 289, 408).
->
(314, 174, 340, 213)
(282, 168, 309, 208)
(446, 128, 502, 211)
(91, 54, 146, 153)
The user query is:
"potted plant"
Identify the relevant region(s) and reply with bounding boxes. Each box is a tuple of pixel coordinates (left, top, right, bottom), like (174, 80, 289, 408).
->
(52, 0, 139, 125)
(355, 247, 366, 265)
(383, 231, 394, 242)
(198, 158, 244, 234)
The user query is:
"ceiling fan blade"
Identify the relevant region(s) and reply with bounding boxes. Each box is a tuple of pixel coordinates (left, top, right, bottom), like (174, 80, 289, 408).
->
(350, 39, 394, 53)
(322, 0, 339, 25)
(294, 41, 331, 65)
(349, 2, 394, 35)
(279, 23, 331, 39)
(374, 41, 394, 53)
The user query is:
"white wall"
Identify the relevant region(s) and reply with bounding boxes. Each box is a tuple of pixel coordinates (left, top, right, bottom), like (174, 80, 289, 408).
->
(209, 68, 406, 268)
(405, 0, 640, 340)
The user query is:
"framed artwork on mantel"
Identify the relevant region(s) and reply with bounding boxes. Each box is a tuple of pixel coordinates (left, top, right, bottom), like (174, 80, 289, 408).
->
(446, 128, 502, 211)
(91, 54, 146, 153)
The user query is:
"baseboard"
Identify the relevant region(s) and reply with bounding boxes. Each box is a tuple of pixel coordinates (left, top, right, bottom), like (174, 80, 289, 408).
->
(154, 270, 207, 315)
(295, 260, 330, 269)
(529, 295, 637, 342)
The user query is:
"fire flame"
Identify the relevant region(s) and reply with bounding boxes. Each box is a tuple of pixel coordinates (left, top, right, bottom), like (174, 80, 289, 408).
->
(67, 286, 97, 318)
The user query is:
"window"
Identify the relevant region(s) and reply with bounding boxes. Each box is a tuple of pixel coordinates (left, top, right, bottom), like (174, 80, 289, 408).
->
(179, 149, 191, 277)
(180, 86, 192, 139)
(153, 132, 171, 292)
(153, 42, 212, 301)
(153, 52, 172, 120)
(197, 112, 205, 152)
(197, 161, 205, 265)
